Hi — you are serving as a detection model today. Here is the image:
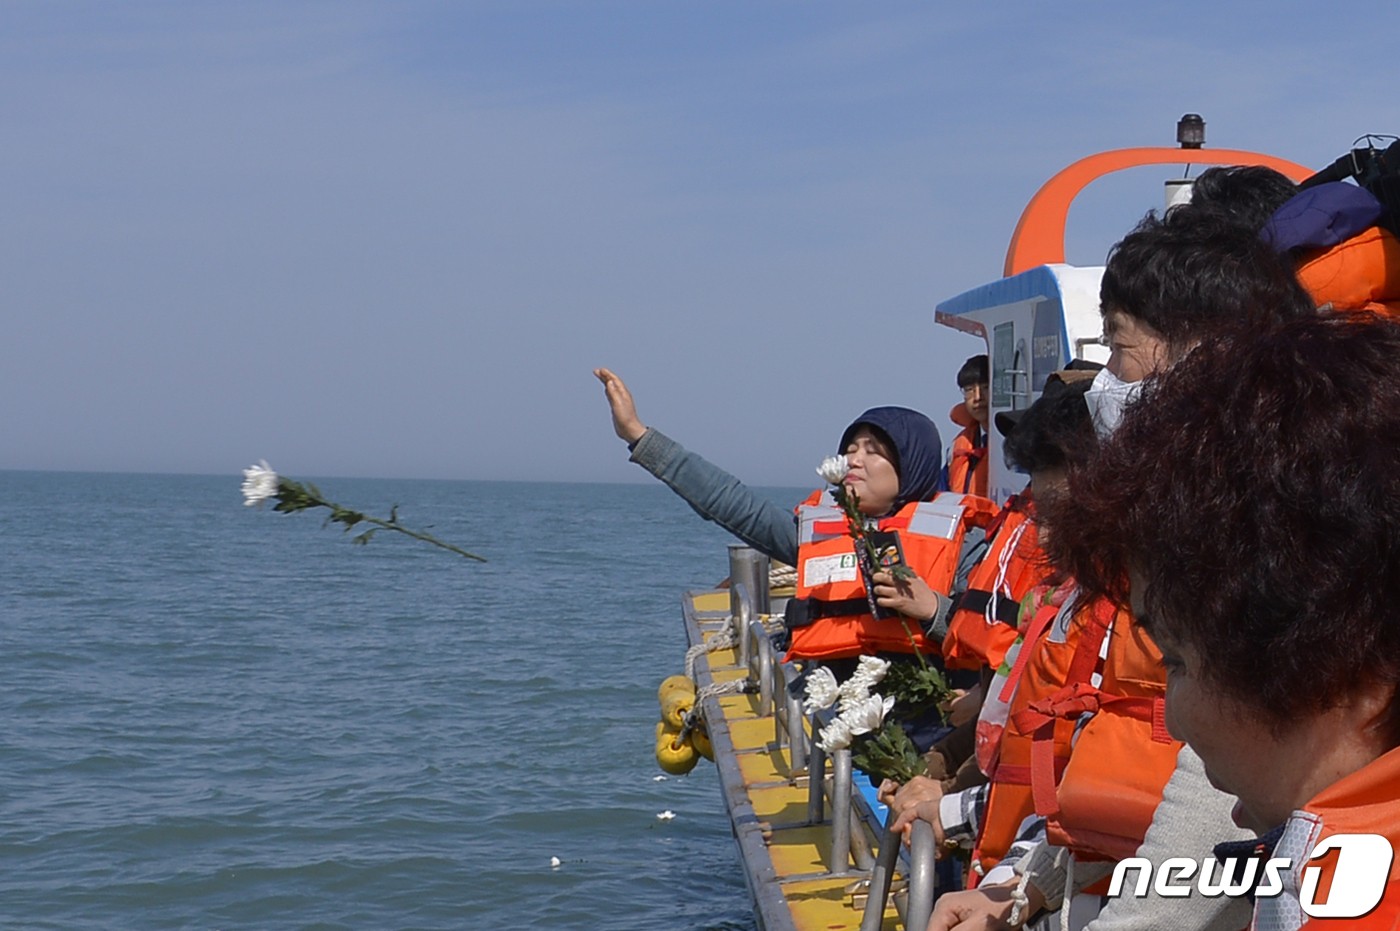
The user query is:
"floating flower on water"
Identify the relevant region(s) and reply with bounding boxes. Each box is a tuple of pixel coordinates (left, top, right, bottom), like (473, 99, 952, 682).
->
(239, 461, 486, 562)
(816, 454, 850, 485)
(656, 810, 676, 821)
(550, 856, 561, 868)
(241, 460, 280, 507)
(817, 714, 855, 752)
(842, 693, 896, 737)
(802, 666, 841, 714)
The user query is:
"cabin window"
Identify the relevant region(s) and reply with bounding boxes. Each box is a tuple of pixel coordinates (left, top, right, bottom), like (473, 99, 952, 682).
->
(992, 322, 1016, 408)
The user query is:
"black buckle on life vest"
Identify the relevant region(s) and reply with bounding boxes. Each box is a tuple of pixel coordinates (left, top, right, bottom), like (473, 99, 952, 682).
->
(784, 597, 869, 631)
(953, 588, 1021, 626)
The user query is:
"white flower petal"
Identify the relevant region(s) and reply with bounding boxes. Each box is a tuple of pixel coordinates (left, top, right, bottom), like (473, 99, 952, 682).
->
(815, 455, 850, 485)
(802, 667, 841, 714)
(842, 693, 895, 736)
(854, 655, 891, 685)
(241, 459, 280, 507)
(818, 715, 855, 752)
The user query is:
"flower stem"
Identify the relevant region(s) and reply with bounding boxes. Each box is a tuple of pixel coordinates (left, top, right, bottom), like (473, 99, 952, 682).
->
(277, 480, 487, 562)
(832, 485, 929, 667)
(354, 513, 488, 562)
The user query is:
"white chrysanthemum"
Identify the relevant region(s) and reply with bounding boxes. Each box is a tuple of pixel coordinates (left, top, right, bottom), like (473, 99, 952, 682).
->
(846, 655, 890, 694)
(817, 715, 855, 752)
(241, 460, 280, 507)
(802, 667, 841, 714)
(815, 454, 849, 485)
(838, 656, 889, 706)
(841, 693, 895, 737)
(837, 675, 871, 707)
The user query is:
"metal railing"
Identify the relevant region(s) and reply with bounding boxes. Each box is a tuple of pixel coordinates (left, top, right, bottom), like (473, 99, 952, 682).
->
(723, 545, 940, 930)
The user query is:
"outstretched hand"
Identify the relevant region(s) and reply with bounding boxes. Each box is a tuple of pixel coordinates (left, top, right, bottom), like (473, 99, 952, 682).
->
(593, 368, 648, 444)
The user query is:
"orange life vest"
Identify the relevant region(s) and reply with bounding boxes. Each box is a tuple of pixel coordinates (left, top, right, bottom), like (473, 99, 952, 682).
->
(1297, 225, 1400, 318)
(970, 592, 1114, 879)
(1018, 607, 1182, 863)
(1253, 745, 1400, 930)
(948, 404, 989, 498)
(786, 491, 998, 661)
(943, 494, 1049, 672)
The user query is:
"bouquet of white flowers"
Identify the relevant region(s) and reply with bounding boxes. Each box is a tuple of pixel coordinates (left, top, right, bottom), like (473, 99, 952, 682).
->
(803, 656, 949, 784)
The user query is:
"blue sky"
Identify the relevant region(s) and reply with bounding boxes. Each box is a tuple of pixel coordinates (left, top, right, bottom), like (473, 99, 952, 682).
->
(1, 1, 1392, 484)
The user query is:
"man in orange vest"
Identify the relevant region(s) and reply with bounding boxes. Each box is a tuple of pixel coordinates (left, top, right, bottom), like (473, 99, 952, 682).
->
(944, 354, 990, 497)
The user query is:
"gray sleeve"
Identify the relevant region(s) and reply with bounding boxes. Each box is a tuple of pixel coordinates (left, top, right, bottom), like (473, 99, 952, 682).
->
(629, 427, 800, 566)
(1084, 745, 1254, 931)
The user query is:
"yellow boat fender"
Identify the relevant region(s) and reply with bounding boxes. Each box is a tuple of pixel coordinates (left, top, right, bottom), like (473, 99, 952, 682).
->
(660, 690, 693, 729)
(655, 723, 700, 775)
(657, 674, 696, 703)
(691, 722, 713, 762)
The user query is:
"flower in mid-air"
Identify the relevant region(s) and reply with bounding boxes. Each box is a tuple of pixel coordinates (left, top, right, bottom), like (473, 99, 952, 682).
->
(239, 461, 486, 561)
(802, 666, 841, 714)
(241, 460, 281, 507)
(816, 454, 849, 485)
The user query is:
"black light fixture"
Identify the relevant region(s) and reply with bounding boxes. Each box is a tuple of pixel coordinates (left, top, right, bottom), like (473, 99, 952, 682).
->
(1177, 113, 1205, 149)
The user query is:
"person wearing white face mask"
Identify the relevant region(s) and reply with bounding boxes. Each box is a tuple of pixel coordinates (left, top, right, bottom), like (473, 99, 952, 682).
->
(924, 208, 1318, 931)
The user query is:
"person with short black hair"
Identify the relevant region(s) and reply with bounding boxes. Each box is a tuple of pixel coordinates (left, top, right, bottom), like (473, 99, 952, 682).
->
(945, 354, 991, 497)
(1181, 164, 1297, 232)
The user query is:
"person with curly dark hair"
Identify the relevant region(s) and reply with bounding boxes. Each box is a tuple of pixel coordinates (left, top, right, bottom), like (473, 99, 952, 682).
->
(1044, 312, 1400, 929)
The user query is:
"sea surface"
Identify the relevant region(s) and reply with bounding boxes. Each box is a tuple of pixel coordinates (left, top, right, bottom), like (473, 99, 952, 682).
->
(0, 471, 809, 931)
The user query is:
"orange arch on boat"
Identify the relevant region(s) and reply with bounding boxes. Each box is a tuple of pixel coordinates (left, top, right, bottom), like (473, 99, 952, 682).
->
(1003, 147, 1315, 277)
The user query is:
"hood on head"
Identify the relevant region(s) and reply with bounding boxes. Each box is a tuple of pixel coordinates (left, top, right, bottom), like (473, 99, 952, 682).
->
(838, 406, 943, 512)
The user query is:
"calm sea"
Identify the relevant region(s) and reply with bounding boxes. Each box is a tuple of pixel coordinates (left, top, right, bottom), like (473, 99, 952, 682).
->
(0, 471, 808, 931)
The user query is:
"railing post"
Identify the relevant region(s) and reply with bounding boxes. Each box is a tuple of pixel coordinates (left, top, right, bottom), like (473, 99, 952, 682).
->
(828, 748, 853, 874)
(807, 712, 826, 824)
(785, 684, 807, 776)
(859, 812, 902, 931)
(731, 582, 753, 667)
(905, 820, 937, 931)
(749, 620, 773, 716)
(728, 546, 770, 669)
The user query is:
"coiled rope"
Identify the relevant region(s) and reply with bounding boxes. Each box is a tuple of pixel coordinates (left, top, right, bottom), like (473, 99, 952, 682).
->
(679, 612, 787, 738)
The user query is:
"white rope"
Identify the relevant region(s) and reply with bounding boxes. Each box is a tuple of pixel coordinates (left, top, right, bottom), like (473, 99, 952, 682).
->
(1008, 867, 1035, 928)
(769, 563, 797, 588)
(987, 518, 1029, 624)
(1060, 854, 1076, 931)
(684, 626, 737, 679)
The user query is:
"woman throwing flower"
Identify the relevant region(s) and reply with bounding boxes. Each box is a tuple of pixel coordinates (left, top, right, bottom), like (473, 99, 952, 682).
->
(594, 367, 992, 663)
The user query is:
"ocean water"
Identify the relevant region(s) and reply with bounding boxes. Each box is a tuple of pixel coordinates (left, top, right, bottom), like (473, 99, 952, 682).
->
(0, 471, 807, 931)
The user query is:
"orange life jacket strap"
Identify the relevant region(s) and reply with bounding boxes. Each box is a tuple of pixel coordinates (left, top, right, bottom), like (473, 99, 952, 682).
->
(997, 604, 1057, 704)
(1017, 688, 1172, 816)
